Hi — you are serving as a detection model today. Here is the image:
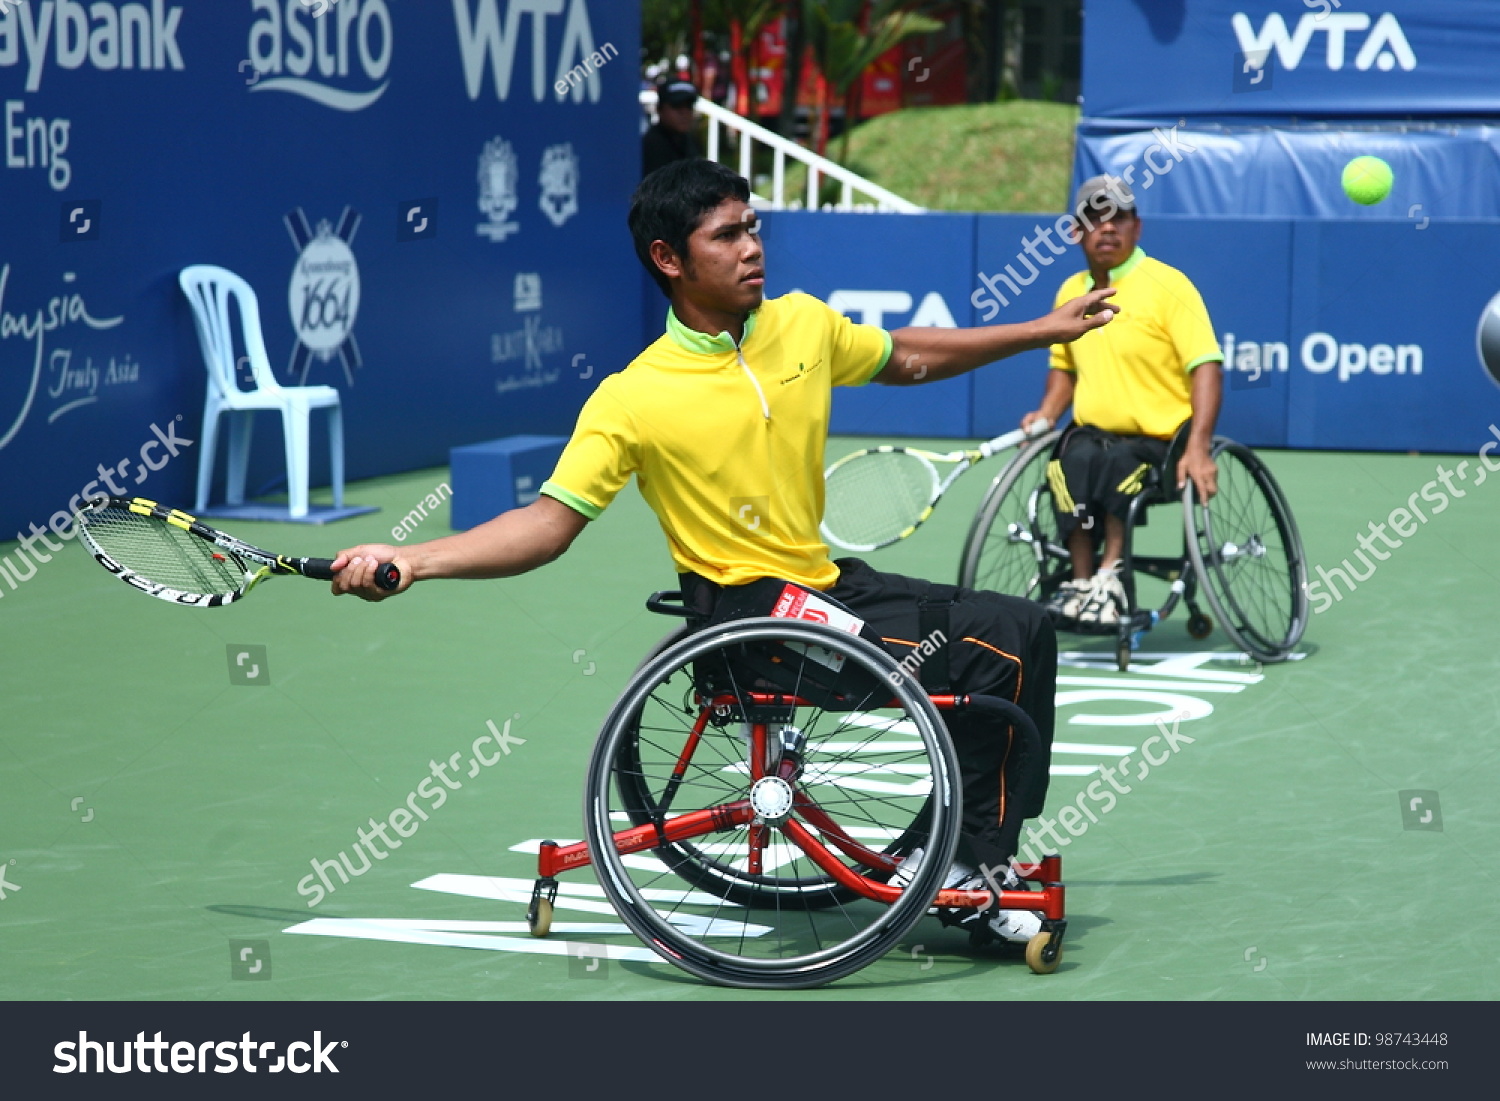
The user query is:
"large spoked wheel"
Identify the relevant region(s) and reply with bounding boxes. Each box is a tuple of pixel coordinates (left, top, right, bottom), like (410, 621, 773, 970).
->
(585, 618, 963, 989)
(958, 429, 1069, 596)
(613, 624, 891, 911)
(1183, 439, 1308, 662)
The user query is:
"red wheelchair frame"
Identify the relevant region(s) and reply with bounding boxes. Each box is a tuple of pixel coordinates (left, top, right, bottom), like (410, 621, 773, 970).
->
(525, 648, 1068, 984)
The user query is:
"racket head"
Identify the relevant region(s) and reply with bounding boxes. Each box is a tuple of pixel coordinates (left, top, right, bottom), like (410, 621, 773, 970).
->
(75, 496, 268, 607)
(820, 447, 943, 551)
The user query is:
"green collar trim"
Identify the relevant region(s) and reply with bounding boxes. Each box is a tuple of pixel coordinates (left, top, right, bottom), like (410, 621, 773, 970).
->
(1086, 246, 1147, 289)
(666, 306, 758, 354)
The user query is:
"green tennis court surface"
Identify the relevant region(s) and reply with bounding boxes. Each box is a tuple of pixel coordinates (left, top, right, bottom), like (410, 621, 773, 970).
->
(3, 439, 1497, 1002)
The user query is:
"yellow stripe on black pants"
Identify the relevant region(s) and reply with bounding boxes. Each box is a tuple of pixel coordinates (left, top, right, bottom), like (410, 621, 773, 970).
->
(1047, 460, 1076, 515)
(1116, 462, 1151, 496)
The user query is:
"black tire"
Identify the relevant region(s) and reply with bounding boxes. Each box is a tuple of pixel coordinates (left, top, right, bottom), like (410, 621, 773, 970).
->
(584, 618, 963, 989)
(1183, 439, 1308, 662)
(958, 429, 1069, 596)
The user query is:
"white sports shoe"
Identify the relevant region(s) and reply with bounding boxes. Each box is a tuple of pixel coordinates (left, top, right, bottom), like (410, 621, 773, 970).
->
(887, 846, 977, 893)
(950, 867, 1043, 943)
(1044, 579, 1091, 622)
(1076, 562, 1127, 626)
(893, 853, 1043, 943)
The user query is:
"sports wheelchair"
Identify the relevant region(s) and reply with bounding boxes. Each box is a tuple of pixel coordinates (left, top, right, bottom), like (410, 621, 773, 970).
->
(526, 593, 1066, 989)
(957, 423, 1308, 670)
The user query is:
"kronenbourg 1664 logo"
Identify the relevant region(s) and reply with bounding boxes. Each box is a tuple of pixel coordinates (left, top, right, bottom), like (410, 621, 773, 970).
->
(285, 207, 362, 385)
(538, 143, 579, 228)
(477, 137, 520, 242)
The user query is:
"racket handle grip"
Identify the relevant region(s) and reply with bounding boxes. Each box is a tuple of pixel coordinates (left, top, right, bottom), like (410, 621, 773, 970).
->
(298, 558, 334, 580)
(300, 558, 400, 590)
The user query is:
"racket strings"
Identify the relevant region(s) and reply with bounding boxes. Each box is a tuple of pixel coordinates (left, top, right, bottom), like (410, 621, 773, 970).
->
(82, 506, 247, 596)
(822, 451, 940, 548)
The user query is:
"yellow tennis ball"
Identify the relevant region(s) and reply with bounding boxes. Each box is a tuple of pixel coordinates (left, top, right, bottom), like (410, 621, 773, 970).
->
(1342, 156, 1393, 206)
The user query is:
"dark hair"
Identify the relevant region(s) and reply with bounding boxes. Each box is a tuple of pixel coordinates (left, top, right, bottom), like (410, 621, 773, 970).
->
(629, 160, 750, 298)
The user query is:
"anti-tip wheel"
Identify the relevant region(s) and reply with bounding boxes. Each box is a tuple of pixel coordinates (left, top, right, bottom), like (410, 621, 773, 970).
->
(1187, 612, 1213, 640)
(1116, 643, 1131, 672)
(1025, 931, 1061, 975)
(528, 897, 553, 938)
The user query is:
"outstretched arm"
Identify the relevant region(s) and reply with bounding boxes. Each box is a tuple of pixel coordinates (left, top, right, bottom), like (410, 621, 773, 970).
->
(331, 495, 589, 601)
(875, 288, 1117, 386)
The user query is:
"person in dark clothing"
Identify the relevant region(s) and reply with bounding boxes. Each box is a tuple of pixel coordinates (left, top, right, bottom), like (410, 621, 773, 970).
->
(643, 78, 702, 178)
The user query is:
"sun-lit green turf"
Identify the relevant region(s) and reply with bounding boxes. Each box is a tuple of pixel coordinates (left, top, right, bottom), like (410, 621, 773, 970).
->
(781, 101, 1079, 213)
(2, 439, 1497, 1001)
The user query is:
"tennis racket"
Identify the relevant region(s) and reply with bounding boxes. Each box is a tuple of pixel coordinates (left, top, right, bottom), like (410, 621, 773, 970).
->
(820, 419, 1052, 552)
(75, 496, 400, 607)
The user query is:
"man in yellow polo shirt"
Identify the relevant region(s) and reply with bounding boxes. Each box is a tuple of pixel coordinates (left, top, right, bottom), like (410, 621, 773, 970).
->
(1021, 176, 1224, 626)
(332, 160, 1116, 947)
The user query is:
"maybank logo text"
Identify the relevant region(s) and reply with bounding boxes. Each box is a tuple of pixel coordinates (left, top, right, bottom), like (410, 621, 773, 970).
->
(0, 0, 185, 91)
(1232, 11, 1416, 73)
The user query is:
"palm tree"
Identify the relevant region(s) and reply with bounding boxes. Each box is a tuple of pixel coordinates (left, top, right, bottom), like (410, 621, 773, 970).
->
(803, 0, 942, 162)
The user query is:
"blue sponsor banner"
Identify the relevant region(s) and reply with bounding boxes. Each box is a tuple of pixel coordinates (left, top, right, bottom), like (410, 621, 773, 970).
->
(972, 215, 1293, 447)
(969, 214, 1076, 439)
(0, 0, 641, 542)
(758, 209, 1500, 454)
(1074, 121, 1500, 220)
(1085, 1, 1500, 120)
(759, 210, 976, 438)
(1285, 219, 1500, 451)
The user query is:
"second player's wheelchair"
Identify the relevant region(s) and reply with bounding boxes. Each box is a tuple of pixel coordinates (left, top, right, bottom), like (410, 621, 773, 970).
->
(958, 424, 1308, 670)
(526, 592, 1066, 989)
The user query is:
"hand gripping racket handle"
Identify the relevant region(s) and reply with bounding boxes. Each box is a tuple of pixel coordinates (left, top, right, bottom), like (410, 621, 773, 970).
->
(299, 558, 402, 590)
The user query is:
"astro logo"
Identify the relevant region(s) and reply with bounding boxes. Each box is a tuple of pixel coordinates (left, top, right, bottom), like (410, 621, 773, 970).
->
(1231, 12, 1416, 73)
(285, 207, 362, 385)
(246, 0, 393, 111)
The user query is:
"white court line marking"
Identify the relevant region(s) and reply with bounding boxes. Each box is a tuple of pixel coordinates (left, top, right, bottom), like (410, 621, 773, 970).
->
(1057, 675, 1243, 694)
(1053, 742, 1134, 756)
(283, 918, 663, 961)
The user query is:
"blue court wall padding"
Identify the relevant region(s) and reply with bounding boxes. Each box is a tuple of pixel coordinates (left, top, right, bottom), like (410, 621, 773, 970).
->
(1285, 219, 1500, 452)
(1073, 121, 1500, 220)
(1084, 1, 1500, 121)
(758, 210, 976, 439)
(968, 214, 1076, 441)
(970, 216, 1295, 449)
(764, 209, 1500, 454)
(0, 0, 642, 543)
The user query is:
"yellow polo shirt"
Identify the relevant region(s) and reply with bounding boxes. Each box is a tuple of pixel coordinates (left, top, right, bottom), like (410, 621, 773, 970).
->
(1049, 248, 1222, 438)
(540, 293, 892, 589)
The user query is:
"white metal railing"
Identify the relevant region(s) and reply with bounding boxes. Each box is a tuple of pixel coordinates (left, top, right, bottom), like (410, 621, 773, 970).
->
(640, 91, 923, 213)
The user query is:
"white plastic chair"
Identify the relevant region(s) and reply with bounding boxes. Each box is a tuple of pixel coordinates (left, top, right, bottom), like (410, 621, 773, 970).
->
(179, 265, 344, 520)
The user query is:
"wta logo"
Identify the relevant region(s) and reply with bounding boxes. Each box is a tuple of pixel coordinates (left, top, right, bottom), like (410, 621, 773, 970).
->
(245, 0, 393, 111)
(1231, 11, 1416, 73)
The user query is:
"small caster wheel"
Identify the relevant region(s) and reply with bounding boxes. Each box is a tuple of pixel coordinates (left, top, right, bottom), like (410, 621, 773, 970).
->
(1025, 930, 1061, 974)
(1116, 643, 1131, 672)
(528, 897, 553, 938)
(1187, 612, 1213, 640)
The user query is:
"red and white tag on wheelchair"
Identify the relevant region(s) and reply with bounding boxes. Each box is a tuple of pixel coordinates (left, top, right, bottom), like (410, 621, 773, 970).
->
(771, 584, 864, 672)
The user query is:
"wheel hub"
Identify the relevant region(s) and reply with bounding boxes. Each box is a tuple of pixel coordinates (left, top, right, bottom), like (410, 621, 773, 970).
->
(749, 776, 794, 823)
